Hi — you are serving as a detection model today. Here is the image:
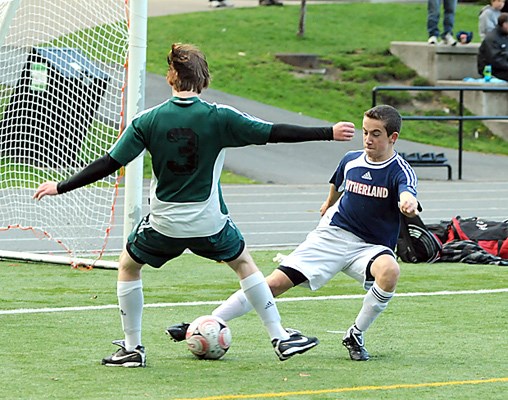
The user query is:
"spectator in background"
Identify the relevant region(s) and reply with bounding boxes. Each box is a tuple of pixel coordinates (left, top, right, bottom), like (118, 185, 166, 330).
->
(479, 0, 505, 40)
(478, 13, 508, 81)
(427, 0, 458, 45)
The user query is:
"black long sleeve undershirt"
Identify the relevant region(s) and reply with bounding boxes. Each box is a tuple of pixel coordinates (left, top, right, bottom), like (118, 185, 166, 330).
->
(268, 124, 333, 143)
(57, 154, 122, 194)
(56, 124, 331, 194)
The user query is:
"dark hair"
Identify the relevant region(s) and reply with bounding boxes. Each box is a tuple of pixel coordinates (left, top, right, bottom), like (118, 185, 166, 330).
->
(364, 105, 402, 136)
(498, 12, 508, 27)
(166, 43, 210, 94)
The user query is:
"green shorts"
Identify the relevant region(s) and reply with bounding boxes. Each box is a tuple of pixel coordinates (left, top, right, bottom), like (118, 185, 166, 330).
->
(126, 215, 245, 268)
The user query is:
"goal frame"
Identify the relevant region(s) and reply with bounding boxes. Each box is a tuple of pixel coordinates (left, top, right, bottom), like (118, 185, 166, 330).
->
(0, 0, 146, 268)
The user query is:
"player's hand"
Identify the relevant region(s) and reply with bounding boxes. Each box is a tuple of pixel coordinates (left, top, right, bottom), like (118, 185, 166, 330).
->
(319, 201, 330, 216)
(33, 181, 58, 201)
(399, 191, 419, 217)
(332, 121, 355, 141)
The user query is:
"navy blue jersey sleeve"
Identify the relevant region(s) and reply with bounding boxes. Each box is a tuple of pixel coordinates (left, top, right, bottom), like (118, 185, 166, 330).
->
(393, 156, 418, 197)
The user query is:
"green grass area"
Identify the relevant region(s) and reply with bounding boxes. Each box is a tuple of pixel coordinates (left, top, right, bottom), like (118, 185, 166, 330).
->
(146, 2, 508, 156)
(53, 21, 128, 66)
(1, 251, 507, 399)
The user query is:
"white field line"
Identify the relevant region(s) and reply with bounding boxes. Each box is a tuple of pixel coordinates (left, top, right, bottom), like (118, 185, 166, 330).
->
(1, 288, 507, 316)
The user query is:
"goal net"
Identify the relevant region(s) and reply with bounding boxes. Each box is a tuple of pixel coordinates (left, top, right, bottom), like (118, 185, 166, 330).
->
(0, 0, 129, 266)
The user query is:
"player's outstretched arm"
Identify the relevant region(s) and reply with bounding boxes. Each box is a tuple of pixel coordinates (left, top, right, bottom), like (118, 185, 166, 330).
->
(33, 154, 122, 201)
(268, 122, 354, 143)
(332, 122, 355, 142)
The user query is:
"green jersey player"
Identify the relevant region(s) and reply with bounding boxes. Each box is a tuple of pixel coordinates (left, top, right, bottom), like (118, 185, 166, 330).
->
(33, 43, 355, 367)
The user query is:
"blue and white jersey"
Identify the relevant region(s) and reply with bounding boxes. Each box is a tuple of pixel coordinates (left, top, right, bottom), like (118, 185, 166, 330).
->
(327, 150, 418, 249)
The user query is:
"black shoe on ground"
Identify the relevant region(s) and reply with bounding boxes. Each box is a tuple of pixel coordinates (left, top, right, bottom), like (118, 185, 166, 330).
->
(342, 327, 370, 361)
(259, 0, 283, 6)
(165, 322, 190, 342)
(272, 330, 319, 361)
(211, 0, 234, 7)
(101, 340, 146, 367)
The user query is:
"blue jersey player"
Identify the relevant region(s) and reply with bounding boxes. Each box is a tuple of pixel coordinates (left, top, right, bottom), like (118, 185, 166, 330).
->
(167, 105, 420, 361)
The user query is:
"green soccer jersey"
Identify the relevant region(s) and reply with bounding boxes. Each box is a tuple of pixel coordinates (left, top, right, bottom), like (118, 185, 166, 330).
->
(108, 96, 272, 238)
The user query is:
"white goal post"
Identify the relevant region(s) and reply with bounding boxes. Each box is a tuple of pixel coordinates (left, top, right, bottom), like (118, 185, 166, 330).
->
(0, 0, 146, 268)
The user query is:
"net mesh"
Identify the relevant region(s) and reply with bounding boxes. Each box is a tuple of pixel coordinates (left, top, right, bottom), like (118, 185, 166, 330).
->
(0, 0, 129, 259)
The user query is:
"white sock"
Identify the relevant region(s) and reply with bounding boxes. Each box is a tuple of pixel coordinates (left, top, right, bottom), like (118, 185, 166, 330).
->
(117, 280, 143, 351)
(212, 289, 254, 321)
(240, 271, 289, 340)
(354, 282, 393, 332)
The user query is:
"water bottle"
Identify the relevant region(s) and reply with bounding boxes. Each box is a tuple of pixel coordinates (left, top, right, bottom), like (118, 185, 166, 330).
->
(483, 65, 492, 82)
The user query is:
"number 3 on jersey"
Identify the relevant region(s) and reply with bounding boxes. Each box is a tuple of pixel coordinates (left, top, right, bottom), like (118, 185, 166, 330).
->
(166, 128, 198, 175)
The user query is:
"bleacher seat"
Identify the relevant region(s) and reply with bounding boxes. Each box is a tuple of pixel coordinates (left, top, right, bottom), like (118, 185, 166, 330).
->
(399, 152, 452, 180)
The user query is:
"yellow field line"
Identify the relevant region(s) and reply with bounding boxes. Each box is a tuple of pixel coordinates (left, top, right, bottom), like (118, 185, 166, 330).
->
(175, 377, 508, 400)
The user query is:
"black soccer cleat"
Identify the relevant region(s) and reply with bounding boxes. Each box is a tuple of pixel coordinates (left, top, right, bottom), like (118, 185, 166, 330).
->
(259, 0, 284, 5)
(342, 327, 370, 361)
(165, 322, 190, 342)
(272, 329, 319, 361)
(101, 339, 146, 368)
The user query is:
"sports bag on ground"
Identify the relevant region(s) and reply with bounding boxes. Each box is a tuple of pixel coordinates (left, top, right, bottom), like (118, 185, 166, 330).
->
(447, 216, 508, 259)
(396, 214, 442, 263)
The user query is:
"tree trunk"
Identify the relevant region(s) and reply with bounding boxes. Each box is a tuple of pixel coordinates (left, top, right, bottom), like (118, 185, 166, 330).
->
(297, 0, 307, 37)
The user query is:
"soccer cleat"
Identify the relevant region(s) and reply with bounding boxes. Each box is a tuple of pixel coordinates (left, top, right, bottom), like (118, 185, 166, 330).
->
(259, 0, 283, 6)
(165, 322, 190, 342)
(101, 340, 146, 368)
(342, 327, 370, 361)
(211, 0, 234, 7)
(442, 33, 457, 46)
(284, 327, 301, 336)
(427, 36, 437, 45)
(272, 330, 319, 361)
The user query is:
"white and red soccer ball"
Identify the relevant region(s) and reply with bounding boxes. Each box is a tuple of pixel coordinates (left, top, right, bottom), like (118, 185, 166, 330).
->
(185, 315, 232, 360)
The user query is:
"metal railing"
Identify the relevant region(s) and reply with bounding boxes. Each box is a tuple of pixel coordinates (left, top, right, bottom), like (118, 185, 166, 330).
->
(372, 85, 508, 180)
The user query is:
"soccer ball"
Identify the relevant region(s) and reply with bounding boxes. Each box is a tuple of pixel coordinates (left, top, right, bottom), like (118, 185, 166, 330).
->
(185, 315, 232, 360)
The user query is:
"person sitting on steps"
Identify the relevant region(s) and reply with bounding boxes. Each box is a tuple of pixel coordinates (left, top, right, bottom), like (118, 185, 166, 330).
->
(478, 12, 508, 81)
(479, 0, 505, 40)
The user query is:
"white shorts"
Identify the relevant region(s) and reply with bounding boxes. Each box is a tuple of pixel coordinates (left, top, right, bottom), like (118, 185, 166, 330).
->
(280, 225, 395, 291)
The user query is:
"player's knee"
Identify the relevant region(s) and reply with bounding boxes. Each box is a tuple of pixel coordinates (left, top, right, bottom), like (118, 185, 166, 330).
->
(118, 250, 143, 279)
(372, 256, 400, 289)
(266, 270, 293, 297)
(384, 262, 400, 282)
